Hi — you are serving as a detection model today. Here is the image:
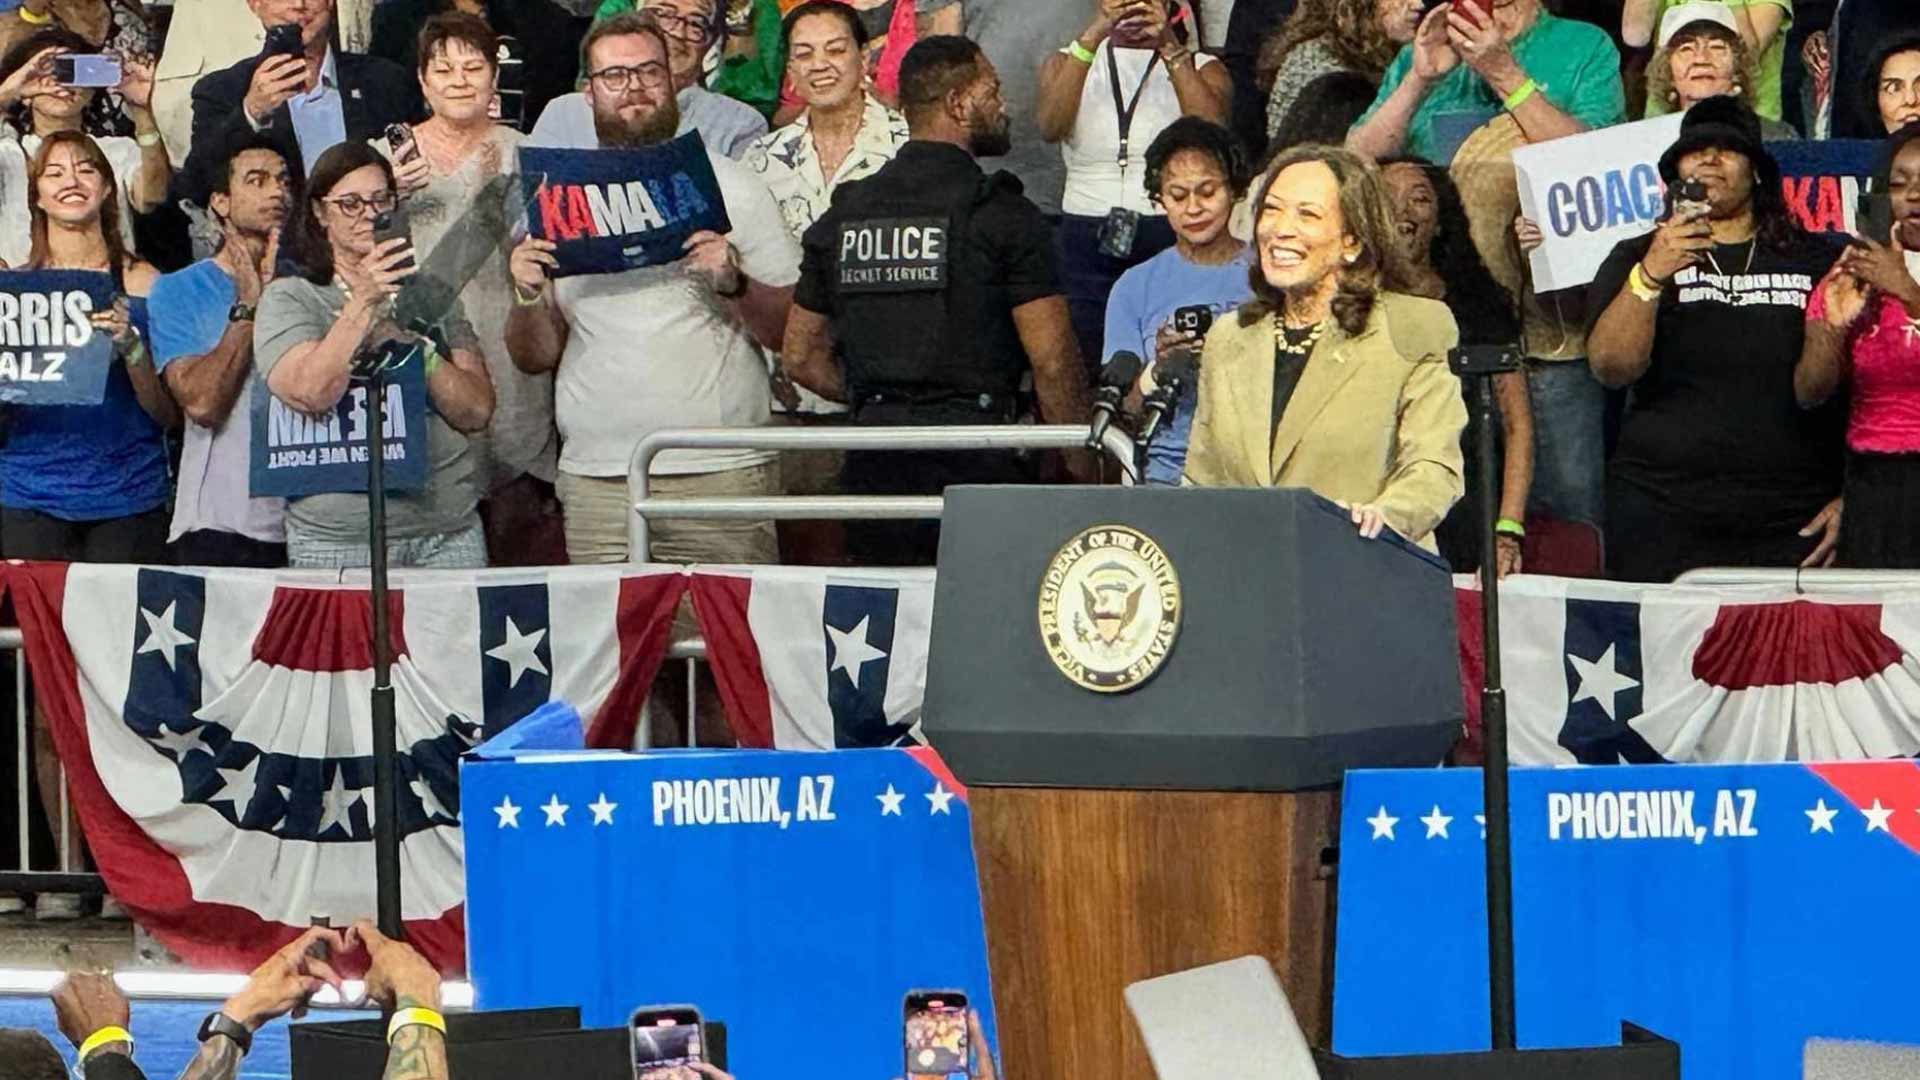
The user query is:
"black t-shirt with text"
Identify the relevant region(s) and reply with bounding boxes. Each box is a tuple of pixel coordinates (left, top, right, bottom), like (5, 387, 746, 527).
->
(1587, 229, 1845, 528)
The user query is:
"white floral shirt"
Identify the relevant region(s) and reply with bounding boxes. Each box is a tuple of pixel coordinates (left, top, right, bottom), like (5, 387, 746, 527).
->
(743, 92, 911, 241)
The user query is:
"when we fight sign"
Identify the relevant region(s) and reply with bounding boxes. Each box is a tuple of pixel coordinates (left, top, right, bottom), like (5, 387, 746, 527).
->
(248, 352, 428, 499)
(519, 133, 731, 277)
(0, 270, 116, 405)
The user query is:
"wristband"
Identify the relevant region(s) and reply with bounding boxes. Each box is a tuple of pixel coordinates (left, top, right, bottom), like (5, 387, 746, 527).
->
(422, 341, 444, 377)
(17, 5, 51, 24)
(512, 282, 546, 306)
(1064, 39, 1096, 65)
(1628, 263, 1663, 302)
(136, 131, 162, 148)
(1495, 518, 1526, 538)
(79, 1026, 133, 1061)
(1502, 78, 1538, 112)
(387, 1008, 447, 1044)
(715, 269, 749, 300)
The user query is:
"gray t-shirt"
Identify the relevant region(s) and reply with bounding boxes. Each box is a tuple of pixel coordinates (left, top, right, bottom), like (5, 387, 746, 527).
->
(967, 0, 1093, 215)
(253, 277, 483, 542)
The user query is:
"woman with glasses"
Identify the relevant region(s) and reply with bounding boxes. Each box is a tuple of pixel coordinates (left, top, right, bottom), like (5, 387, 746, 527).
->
(254, 141, 497, 569)
(381, 12, 561, 566)
(1641, 5, 1795, 137)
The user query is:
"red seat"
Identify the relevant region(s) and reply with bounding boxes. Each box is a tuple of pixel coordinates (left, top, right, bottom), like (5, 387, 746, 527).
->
(1522, 515, 1603, 578)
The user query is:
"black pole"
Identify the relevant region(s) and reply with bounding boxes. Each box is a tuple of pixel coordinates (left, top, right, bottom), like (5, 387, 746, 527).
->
(365, 360, 404, 940)
(1475, 370, 1517, 1048)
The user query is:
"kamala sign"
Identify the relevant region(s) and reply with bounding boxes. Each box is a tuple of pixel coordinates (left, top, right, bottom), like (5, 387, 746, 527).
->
(520, 132, 732, 277)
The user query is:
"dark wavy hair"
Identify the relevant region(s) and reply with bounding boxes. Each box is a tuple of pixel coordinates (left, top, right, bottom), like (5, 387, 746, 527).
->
(0, 28, 122, 139)
(1240, 144, 1406, 337)
(1262, 70, 1379, 170)
(1144, 116, 1252, 204)
(1878, 120, 1920, 187)
(284, 141, 395, 286)
(25, 131, 130, 274)
(1256, 0, 1401, 88)
(1378, 156, 1517, 345)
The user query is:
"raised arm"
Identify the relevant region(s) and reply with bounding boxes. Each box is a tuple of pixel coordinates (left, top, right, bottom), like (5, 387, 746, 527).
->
(1348, 7, 1455, 160)
(505, 235, 568, 374)
(1796, 268, 1866, 408)
(1588, 222, 1708, 388)
(1036, 2, 1121, 143)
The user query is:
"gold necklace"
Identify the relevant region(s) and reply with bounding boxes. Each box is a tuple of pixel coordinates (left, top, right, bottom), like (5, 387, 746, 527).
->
(1273, 313, 1327, 357)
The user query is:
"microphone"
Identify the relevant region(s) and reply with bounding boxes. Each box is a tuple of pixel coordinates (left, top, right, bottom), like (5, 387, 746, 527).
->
(1140, 351, 1196, 447)
(1088, 350, 1143, 448)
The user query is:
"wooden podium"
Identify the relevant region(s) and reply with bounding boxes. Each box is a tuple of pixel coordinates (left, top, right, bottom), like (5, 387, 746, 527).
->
(924, 487, 1463, 1077)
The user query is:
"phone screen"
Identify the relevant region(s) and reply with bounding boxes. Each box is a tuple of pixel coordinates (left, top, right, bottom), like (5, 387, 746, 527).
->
(904, 992, 969, 1077)
(630, 1008, 705, 1080)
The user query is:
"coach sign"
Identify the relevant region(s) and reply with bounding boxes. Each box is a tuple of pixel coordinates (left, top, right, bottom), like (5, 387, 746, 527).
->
(248, 352, 429, 499)
(0, 269, 116, 405)
(519, 133, 732, 277)
(1514, 114, 1686, 293)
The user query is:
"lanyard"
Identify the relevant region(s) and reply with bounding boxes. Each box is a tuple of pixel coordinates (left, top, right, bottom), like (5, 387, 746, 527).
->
(1106, 45, 1161, 173)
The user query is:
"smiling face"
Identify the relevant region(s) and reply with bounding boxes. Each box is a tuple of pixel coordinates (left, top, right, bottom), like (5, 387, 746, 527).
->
(420, 38, 497, 125)
(1667, 25, 1739, 107)
(787, 10, 865, 112)
(1890, 140, 1920, 252)
(1676, 143, 1757, 219)
(1381, 161, 1438, 267)
(1255, 160, 1360, 293)
(34, 140, 108, 227)
(1880, 49, 1920, 135)
(1157, 148, 1233, 249)
(1375, 0, 1421, 45)
(643, 0, 716, 88)
(316, 163, 392, 261)
(247, 0, 332, 50)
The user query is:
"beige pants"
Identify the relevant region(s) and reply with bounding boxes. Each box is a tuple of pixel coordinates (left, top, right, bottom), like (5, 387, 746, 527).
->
(557, 462, 781, 566)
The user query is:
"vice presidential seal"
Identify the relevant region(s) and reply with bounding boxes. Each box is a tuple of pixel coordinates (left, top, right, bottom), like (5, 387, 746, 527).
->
(1037, 524, 1182, 692)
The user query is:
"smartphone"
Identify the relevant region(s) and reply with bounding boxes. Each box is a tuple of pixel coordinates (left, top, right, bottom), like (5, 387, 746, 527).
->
(1666, 177, 1711, 222)
(371, 207, 417, 279)
(629, 1005, 705, 1080)
(263, 22, 303, 58)
(385, 122, 422, 167)
(1454, 0, 1491, 16)
(1171, 304, 1213, 339)
(52, 54, 121, 89)
(1856, 191, 1894, 246)
(904, 990, 969, 1078)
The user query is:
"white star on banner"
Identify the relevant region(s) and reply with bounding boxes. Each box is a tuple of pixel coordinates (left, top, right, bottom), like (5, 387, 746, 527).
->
(541, 793, 570, 827)
(826, 615, 888, 689)
(150, 722, 214, 762)
(1568, 643, 1640, 721)
(315, 767, 364, 839)
(494, 796, 521, 829)
(209, 756, 260, 816)
(876, 784, 904, 816)
(1474, 813, 1487, 838)
(1806, 799, 1838, 834)
(926, 784, 955, 815)
(411, 777, 454, 823)
(1420, 805, 1453, 839)
(588, 793, 618, 826)
(1367, 806, 1399, 841)
(485, 617, 550, 689)
(1863, 799, 1894, 833)
(136, 602, 197, 671)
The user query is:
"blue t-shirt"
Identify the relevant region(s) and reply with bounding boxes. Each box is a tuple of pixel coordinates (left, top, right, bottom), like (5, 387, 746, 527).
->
(0, 294, 168, 521)
(1102, 245, 1254, 485)
(149, 259, 235, 368)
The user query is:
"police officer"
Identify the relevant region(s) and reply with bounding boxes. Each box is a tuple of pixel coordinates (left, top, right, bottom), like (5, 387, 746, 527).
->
(781, 35, 1096, 566)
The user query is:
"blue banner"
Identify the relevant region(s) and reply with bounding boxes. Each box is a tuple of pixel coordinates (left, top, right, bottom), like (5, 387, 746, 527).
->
(247, 351, 428, 498)
(462, 747, 998, 1079)
(1334, 762, 1920, 1078)
(0, 269, 116, 405)
(519, 133, 732, 277)
(1773, 138, 1881, 235)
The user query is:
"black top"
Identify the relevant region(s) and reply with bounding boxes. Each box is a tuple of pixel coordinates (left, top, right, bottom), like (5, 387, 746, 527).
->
(1270, 322, 1320, 432)
(1587, 229, 1845, 529)
(795, 140, 1061, 403)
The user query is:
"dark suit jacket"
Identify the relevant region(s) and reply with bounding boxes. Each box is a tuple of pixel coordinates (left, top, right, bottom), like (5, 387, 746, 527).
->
(181, 49, 423, 202)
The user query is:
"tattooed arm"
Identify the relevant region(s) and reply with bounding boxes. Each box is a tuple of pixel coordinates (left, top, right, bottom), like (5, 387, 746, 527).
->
(172, 1036, 245, 1080)
(356, 920, 449, 1080)
(384, 996, 450, 1080)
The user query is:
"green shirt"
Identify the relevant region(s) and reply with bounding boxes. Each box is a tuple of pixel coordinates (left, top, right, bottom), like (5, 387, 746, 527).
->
(1357, 12, 1626, 163)
(1642, 0, 1792, 122)
(595, 0, 785, 119)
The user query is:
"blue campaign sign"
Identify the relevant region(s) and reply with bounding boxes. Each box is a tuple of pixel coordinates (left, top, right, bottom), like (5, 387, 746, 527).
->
(0, 269, 116, 405)
(520, 132, 732, 277)
(462, 747, 999, 1079)
(1334, 762, 1920, 1079)
(248, 352, 429, 499)
(1773, 138, 1881, 235)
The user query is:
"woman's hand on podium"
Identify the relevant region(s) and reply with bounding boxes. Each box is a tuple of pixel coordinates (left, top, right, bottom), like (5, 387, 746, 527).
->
(1337, 500, 1388, 539)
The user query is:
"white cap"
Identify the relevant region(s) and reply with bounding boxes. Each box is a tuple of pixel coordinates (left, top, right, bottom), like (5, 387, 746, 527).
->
(1657, 1, 1740, 49)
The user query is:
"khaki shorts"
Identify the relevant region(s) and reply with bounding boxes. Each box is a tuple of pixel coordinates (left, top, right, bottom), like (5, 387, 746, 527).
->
(556, 462, 782, 566)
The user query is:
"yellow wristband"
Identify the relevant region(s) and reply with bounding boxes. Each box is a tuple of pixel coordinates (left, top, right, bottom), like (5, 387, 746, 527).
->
(1495, 517, 1526, 538)
(1502, 78, 1538, 111)
(79, 1026, 133, 1061)
(1628, 263, 1663, 302)
(1065, 39, 1096, 65)
(17, 6, 52, 24)
(387, 1008, 447, 1043)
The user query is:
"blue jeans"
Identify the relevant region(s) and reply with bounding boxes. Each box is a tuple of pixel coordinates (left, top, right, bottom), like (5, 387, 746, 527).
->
(1056, 213, 1178, 378)
(1525, 359, 1606, 528)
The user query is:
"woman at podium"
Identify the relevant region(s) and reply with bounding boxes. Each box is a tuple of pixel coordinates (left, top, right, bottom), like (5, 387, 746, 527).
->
(1180, 144, 1467, 550)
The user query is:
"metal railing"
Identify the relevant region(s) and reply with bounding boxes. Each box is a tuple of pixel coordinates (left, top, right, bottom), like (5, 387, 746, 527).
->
(1, 626, 96, 897)
(1674, 568, 1920, 592)
(627, 424, 1139, 556)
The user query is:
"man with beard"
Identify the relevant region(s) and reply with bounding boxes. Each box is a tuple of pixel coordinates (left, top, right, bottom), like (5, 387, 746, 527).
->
(505, 12, 799, 567)
(527, 0, 766, 158)
(781, 35, 1096, 566)
(150, 132, 296, 567)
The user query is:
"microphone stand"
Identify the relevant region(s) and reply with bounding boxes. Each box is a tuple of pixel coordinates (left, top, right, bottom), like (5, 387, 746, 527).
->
(361, 344, 404, 942)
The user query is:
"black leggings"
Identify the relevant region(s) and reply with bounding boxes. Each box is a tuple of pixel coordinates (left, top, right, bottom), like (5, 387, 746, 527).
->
(0, 506, 170, 563)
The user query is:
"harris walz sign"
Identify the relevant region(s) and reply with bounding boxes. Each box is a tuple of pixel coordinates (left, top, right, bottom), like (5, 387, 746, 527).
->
(519, 132, 731, 277)
(0, 269, 116, 405)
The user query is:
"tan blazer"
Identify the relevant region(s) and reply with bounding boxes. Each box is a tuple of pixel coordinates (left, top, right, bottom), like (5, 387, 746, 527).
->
(1182, 291, 1469, 549)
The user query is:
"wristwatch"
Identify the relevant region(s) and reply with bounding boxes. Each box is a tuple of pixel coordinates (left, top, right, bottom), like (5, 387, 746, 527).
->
(228, 302, 256, 323)
(196, 1011, 253, 1054)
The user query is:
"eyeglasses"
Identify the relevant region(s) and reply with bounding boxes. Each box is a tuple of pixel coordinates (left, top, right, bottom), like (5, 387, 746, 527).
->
(588, 62, 672, 93)
(323, 191, 397, 218)
(648, 9, 713, 44)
